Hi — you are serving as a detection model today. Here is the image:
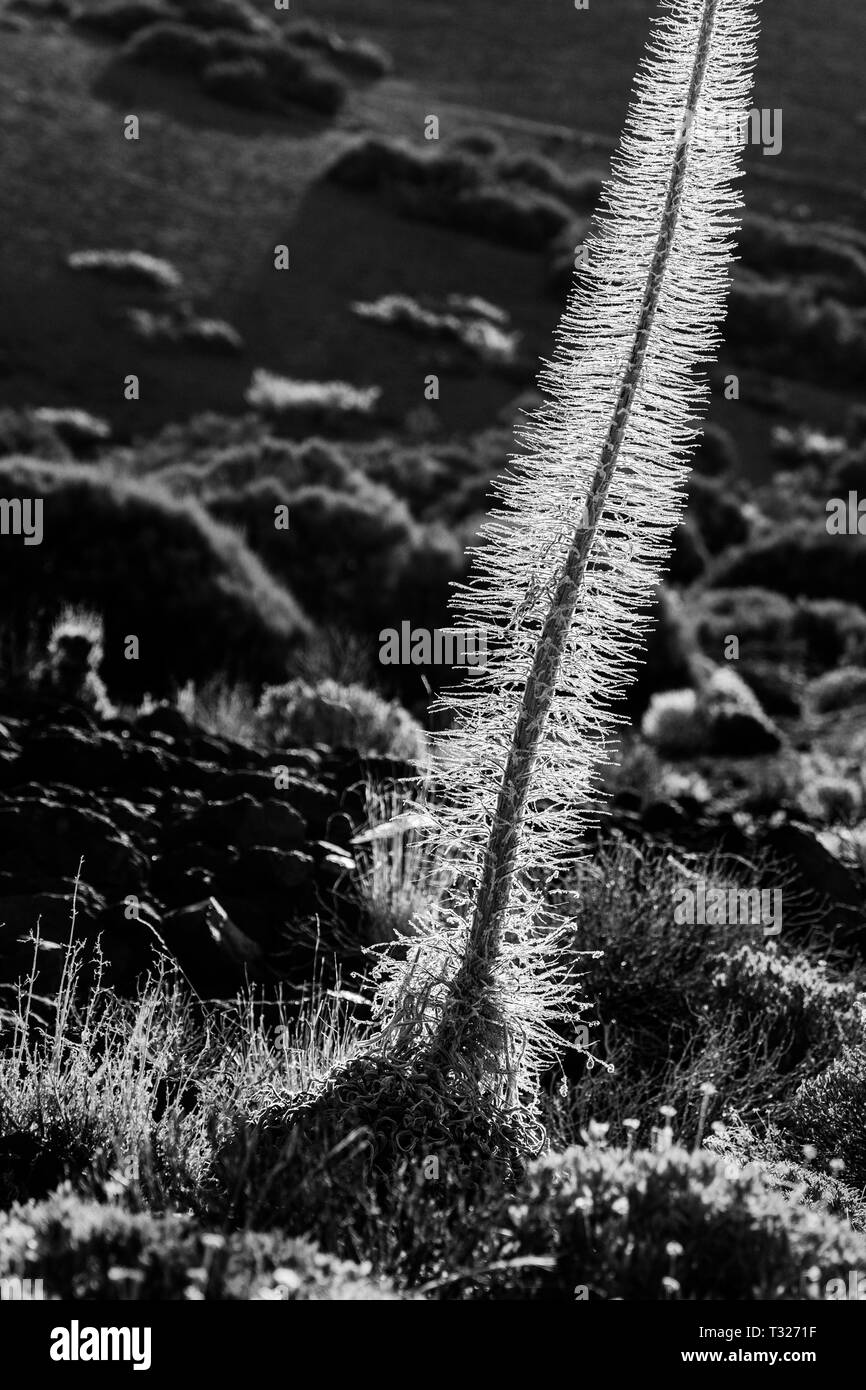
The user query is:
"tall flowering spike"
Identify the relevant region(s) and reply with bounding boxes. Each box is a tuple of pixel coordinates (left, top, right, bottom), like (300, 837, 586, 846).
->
(383, 0, 762, 1091)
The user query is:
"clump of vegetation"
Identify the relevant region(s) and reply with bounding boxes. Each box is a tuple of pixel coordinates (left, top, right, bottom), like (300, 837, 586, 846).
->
(351, 293, 521, 370)
(286, 19, 392, 78)
(785, 1049, 866, 1190)
(257, 678, 427, 764)
(122, 21, 347, 116)
(32, 408, 111, 449)
(642, 666, 781, 758)
(120, 17, 213, 68)
(30, 606, 115, 718)
(0, 455, 308, 698)
(807, 666, 866, 714)
(126, 307, 243, 353)
(327, 136, 574, 250)
(70, 0, 175, 39)
(349, 785, 445, 944)
(641, 687, 707, 757)
(494, 1141, 866, 1300)
(66, 248, 182, 292)
(245, 370, 381, 421)
(0, 1189, 400, 1300)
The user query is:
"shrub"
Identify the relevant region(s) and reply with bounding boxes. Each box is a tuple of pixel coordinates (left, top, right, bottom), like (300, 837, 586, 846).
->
(263, 46, 346, 115)
(0, 408, 72, 462)
(326, 137, 572, 250)
(30, 606, 115, 718)
(351, 293, 520, 369)
(807, 666, 866, 714)
(0, 456, 308, 698)
(174, 0, 268, 35)
(628, 585, 697, 713)
(286, 20, 393, 78)
(695, 591, 866, 675)
(350, 786, 446, 945)
(174, 677, 259, 745)
(806, 775, 862, 824)
(786, 1049, 866, 1190)
(452, 182, 573, 250)
(449, 129, 506, 160)
(694, 587, 797, 653)
(641, 688, 708, 756)
(121, 19, 214, 70)
(257, 678, 427, 764)
(736, 660, 803, 717)
(700, 664, 782, 755)
(709, 947, 863, 1078)
(201, 57, 273, 110)
(708, 524, 866, 606)
(71, 0, 174, 38)
(32, 408, 111, 450)
(126, 307, 244, 353)
(494, 151, 604, 209)
(245, 370, 380, 420)
(827, 444, 866, 495)
(0, 1190, 400, 1300)
(495, 1142, 866, 1300)
(205, 478, 419, 633)
(66, 247, 182, 292)
(734, 276, 866, 389)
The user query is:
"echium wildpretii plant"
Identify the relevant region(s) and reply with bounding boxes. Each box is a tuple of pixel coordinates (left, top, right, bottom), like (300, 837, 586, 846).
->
(371, 0, 761, 1121)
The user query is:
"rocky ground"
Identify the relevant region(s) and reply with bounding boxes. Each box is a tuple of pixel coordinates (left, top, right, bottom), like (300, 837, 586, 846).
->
(0, 692, 417, 1011)
(2, 689, 863, 1027)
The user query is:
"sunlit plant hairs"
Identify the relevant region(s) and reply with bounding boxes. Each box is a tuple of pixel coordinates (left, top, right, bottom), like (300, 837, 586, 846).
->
(373, 0, 762, 1107)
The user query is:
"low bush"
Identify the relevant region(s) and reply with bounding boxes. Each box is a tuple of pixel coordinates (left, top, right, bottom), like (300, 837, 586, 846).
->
(0, 1190, 399, 1299)
(121, 19, 213, 71)
(786, 1049, 866, 1191)
(695, 587, 796, 654)
(709, 947, 863, 1078)
(700, 665, 782, 755)
(126, 307, 243, 353)
(728, 274, 866, 390)
(495, 1142, 866, 1300)
(173, 0, 268, 35)
(708, 524, 866, 607)
(31, 408, 111, 450)
(257, 678, 427, 764)
(201, 56, 272, 110)
(326, 137, 573, 250)
(124, 24, 347, 115)
(807, 666, 866, 714)
(493, 150, 604, 209)
(66, 247, 182, 292)
(695, 590, 866, 676)
(641, 687, 708, 757)
(0, 408, 72, 462)
(286, 19, 392, 78)
(0, 456, 308, 699)
(245, 370, 380, 420)
(71, 0, 173, 38)
(827, 444, 866, 495)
